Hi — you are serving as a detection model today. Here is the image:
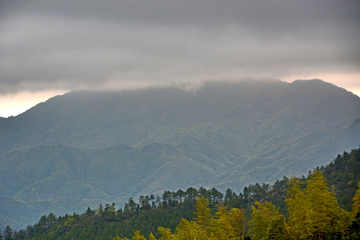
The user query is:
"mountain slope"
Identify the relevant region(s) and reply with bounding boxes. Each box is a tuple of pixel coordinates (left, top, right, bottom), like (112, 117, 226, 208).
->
(1, 79, 360, 229)
(7, 147, 360, 240)
(1, 80, 359, 154)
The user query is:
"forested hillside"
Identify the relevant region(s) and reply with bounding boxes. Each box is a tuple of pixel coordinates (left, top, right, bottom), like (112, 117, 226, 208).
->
(1, 80, 360, 230)
(3, 147, 360, 239)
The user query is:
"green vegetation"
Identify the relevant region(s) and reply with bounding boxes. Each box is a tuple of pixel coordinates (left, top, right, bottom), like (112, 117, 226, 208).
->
(322, 148, 360, 211)
(2, 148, 360, 239)
(1, 80, 360, 230)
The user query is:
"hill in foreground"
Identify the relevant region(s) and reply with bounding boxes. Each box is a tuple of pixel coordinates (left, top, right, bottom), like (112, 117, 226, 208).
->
(5, 147, 360, 239)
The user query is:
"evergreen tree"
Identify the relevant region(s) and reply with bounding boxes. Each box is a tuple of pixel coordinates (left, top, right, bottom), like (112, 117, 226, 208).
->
(225, 188, 236, 202)
(346, 212, 360, 239)
(47, 213, 57, 227)
(3, 225, 13, 240)
(97, 203, 104, 215)
(175, 189, 185, 204)
(185, 187, 198, 203)
(211, 187, 223, 204)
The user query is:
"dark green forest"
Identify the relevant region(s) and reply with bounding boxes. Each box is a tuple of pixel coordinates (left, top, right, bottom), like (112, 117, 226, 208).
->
(2, 147, 359, 240)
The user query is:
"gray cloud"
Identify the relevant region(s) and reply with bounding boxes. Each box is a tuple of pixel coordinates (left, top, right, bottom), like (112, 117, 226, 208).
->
(0, 0, 359, 94)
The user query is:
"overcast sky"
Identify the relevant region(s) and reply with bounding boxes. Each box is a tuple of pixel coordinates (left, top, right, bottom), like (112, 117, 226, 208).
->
(0, 0, 360, 117)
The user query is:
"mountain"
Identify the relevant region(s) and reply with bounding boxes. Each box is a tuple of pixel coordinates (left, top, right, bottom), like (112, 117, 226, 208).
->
(1, 79, 360, 229)
(7, 147, 360, 240)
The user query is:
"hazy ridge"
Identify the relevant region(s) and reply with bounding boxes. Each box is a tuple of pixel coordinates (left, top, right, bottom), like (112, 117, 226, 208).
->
(1, 79, 360, 229)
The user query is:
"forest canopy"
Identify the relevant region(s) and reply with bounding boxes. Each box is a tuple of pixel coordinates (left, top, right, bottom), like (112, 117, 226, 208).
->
(3, 147, 360, 239)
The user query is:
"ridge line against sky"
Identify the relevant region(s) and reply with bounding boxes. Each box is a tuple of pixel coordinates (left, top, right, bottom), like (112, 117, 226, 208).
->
(0, 0, 359, 117)
(1, 79, 360, 118)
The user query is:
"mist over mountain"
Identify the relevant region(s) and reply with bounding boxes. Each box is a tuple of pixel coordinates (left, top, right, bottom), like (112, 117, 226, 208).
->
(1, 79, 360, 229)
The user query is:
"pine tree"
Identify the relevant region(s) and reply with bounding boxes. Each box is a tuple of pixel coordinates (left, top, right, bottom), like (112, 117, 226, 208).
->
(3, 225, 13, 240)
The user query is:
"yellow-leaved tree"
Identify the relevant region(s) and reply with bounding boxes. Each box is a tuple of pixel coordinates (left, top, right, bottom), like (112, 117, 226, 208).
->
(212, 206, 246, 240)
(286, 169, 350, 240)
(114, 195, 250, 240)
(250, 201, 290, 240)
(113, 230, 153, 240)
(193, 195, 212, 237)
(353, 181, 360, 214)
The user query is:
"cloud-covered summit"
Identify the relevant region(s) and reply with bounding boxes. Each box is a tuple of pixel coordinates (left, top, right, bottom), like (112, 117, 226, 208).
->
(1, 0, 359, 94)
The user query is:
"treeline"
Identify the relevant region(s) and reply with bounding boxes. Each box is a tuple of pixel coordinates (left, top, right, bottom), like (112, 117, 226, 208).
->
(2, 147, 360, 240)
(115, 169, 360, 239)
(1, 182, 287, 240)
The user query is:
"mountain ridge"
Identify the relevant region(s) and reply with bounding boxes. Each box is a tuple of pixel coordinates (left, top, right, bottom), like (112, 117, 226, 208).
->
(1, 79, 360, 229)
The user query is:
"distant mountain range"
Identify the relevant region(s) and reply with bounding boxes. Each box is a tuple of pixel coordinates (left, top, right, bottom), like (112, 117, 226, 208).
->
(1, 79, 360, 229)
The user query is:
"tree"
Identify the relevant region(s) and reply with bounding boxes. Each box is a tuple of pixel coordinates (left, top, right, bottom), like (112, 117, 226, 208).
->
(26, 225, 34, 238)
(150, 194, 156, 208)
(139, 195, 151, 211)
(286, 177, 311, 239)
(225, 188, 236, 202)
(250, 201, 286, 240)
(3, 225, 13, 240)
(267, 215, 292, 240)
(346, 212, 360, 239)
(162, 191, 173, 206)
(259, 183, 270, 199)
(157, 227, 175, 240)
(175, 189, 185, 204)
(243, 186, 249, 199)
(47, 212, 57, 227)
(353, 181, 360, 214)
(194, 195, 212, 236)
(286, 169, 350, 239)
(213, 206, 246, 239)
(130, 230, 147, 240)
(174, 218, 204, 240)
(85, 207, 95, 216)
(155, 195, 161, 207)
(104, 203, 117, 219)
(97, 203, 104, 215)
(199, 187, 210, 200)
(124, 197, 137, 215)
(14, 229, 26, 239)
(185, 187, 198, 203)
(211, 187, 223, 204)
